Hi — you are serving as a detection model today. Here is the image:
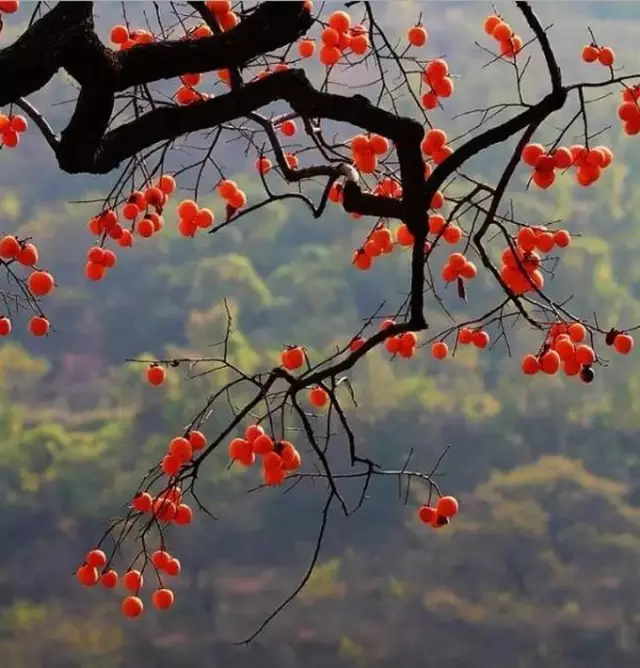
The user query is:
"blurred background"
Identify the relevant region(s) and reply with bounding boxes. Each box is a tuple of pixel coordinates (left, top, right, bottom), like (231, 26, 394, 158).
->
(2, 2, 640, 666)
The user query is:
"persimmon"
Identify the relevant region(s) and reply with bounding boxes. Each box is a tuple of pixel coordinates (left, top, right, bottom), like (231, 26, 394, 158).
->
(598, 46, 615, 67)
(169, 436, 192, 462)
(460, 261, 477, 280)
(263, 451, 283, 471)
(532, 169, 555, 189)
(309, 386, 329, 407)
(350, 34, 369, 55)
(228, 189, 247, 209)
(262, 465, 286, 486)
(77, 564, 99, 587)
(436, 495, 459, 518)
(369, 134, 390, 155)
(483, 15, 501, 35)
(521, 354, 540, 375)
(175, 503, 193, 525)
(165, 558, 181, 576)
(151, 549, 171, 570)
(135, 218, 153, 238)
(281, 442, 301, 471)
(422, 128, 447, 155)
(443, 224, 462, 244)
(473, 331, 490, 349)
(255, 157, 272, 175)
(433, 77, 454, 98)
(613, 333, 634, 355)
(408, 25, 427, 47)
(228, 437, 252, 461)
(521, 143, 545, 166)
(153, 497, 177, 522)
(280, 120, 297, 136)
(101, 570, 118, 589)
(575, 344, 596, 365)
(350, 336, 365, 352)
(425, 58, 448, 84)
(281, 346, 305, 370)
(320, 45, 341, 65)
(29, 316, 50, 337)
(492, 21, 512, 41)
(567, 322, 586, 343)
(418, 505, 437, 524)
(161, 454, 181, 476)
(421, 92, 438, 110)
(432, 341, 448, 360)
(189, 430, 207, 451)
(298, 39, 315, 58)
(0, 316, 11, 336)
(132, 492, 153, 513)
(328, 10, 350, 33)
(158, 174, 176, 195)
(16, 242, 38, 266)
(0, 234, 20, 259)
(146, 364, 166, 386)
(431, 190, 446, 209)
(102, 249, 117, 268)
(252, 433, 274, 455)
(152, 588, 175, 610)
(195, 208, 214, 229)
(396, 224, 414, 246)
(122, 596, 144, 618)
(582, 44, 599, 63)
(540, 350, 561, 374)
(178, 217, 198, 237)
(206, 0, 230, 13)
(429, 214, 446, 234)
(86, 549, 107, 568)
(8, 115, 27, 135)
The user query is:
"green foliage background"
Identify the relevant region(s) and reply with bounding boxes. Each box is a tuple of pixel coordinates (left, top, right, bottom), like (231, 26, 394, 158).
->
(2, 2, 640, 667)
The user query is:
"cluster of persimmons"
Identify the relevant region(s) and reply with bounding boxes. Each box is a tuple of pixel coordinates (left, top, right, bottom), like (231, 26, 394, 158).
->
(77, 482, 193, 618)
(522, 142, 614, 189)
(0, 233, 54, 336)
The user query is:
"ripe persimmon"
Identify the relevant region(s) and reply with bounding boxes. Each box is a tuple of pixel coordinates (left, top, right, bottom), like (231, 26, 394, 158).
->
(86, 549, 107, 568)
(613, 333, 634, 355)
(146, 364, 165, 386)
(418, 505, 437, 524)
(169, 437, 192, 462)
(28, 316, 50, 337)
(0, 234, 20, 259)
(408, 25, 427, 47)
(122, 596, 144, 618)
(0, 316, 11, 336)
(251, 433, 274, 455)
(132, 492, 153, 513)
(175, 503, 193, 525)
(309, 386, 328, 407)
(165, 558, 181, 576)
(298, 39, 315, 58)
(188, 430, 207, 451)
(436, 495, 459, 518)
(521, 354, 540, 375)
(17, 242, 38, 266)
(281, 346, 305, 370)
(161, 454, 181, 476)
(228, 437, 252, 461)
(101, 570, 118, 589)
(77, 564, 99, 586)
(152, 588, 175, 610)
(262, 465, 286, 486)
(432, 341, 448, 359)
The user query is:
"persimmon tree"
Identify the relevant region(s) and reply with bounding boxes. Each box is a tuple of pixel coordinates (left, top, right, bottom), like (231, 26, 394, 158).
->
(0, 0, 638, 642)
